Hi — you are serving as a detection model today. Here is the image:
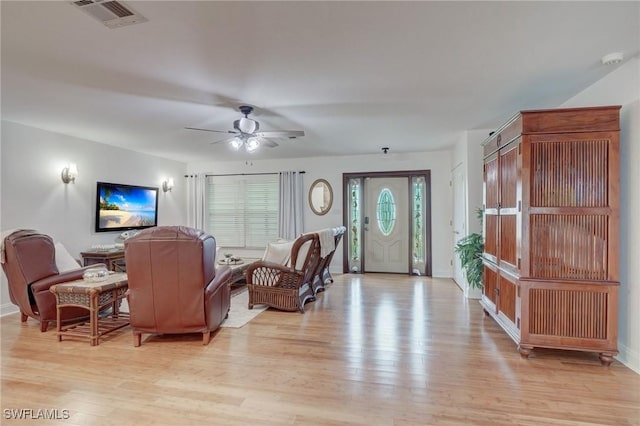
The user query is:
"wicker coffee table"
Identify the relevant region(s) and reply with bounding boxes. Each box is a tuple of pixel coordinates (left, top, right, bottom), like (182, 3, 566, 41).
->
(50, 272, 129, 346)
(217, 258, 259, 288)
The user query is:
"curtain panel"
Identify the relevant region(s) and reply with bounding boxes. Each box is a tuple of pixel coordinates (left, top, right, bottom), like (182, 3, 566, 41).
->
(185, 174, 207, 231)
(278, 171, 304, 240)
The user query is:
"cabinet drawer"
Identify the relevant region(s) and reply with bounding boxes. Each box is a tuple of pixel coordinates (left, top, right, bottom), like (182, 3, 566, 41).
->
(519, 279, 618, 351)
(482, 261, 499, 307)
(498, 271, 518, 324)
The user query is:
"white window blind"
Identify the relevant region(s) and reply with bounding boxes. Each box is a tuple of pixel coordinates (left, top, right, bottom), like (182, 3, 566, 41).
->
(207, 174, 279, 248)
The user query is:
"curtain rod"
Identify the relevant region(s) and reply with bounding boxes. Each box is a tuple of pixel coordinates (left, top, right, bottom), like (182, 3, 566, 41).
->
(184, 171, 305, 178)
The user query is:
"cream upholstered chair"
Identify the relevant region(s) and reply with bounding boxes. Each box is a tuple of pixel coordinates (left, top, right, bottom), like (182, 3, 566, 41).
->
(246, 233, 320, 313)
(261, 239, 294, 265)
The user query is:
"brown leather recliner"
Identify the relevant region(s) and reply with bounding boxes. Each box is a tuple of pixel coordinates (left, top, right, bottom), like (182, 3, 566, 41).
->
(1, 230, 102, 332)
(124, 226, 232, 347)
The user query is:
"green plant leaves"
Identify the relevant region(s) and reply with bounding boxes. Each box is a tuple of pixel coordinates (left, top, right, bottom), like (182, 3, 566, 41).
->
(454, 233, 484, 289)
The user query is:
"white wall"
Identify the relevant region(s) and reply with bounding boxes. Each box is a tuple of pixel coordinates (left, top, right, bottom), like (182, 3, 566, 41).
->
(1, 121, 187, 315)
(560, 57, 640, 373)
(452, 129, 488, 298)
(189, 149, 453, 277)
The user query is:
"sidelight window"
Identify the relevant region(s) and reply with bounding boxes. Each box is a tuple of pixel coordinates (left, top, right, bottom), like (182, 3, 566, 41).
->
(347, 178, 362, 272)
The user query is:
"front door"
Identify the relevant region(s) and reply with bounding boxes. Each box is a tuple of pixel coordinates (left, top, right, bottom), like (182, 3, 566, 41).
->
(364, 177, 409, 273)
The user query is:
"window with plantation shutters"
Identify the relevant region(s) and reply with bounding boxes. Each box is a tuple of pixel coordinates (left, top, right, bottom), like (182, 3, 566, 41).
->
(207, 174, 279, 248)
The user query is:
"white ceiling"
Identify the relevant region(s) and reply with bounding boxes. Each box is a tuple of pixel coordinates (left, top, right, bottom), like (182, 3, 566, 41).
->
(2, 1, 638, 163)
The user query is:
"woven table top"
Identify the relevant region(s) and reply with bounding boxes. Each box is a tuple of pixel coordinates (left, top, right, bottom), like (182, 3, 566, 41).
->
(50, 272, 128, 294)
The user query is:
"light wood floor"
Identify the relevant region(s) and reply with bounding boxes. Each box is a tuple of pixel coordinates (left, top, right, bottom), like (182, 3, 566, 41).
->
(2, 274, 639, 425)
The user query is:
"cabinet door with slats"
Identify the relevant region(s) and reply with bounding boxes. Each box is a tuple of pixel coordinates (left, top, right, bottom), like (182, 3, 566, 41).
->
(498, 140, 521, 274)
(483, 153, 499, 264)
(482, 262, 499, 311)
(527, 133, 617, 281)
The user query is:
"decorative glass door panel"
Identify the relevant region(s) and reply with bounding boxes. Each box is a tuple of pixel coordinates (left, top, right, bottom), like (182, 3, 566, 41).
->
(364, 177, 409, 273)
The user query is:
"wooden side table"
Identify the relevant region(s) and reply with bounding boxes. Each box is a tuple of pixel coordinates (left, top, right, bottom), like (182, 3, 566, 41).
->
(81, 249, 125, 271)
(50, 273, 129, 346)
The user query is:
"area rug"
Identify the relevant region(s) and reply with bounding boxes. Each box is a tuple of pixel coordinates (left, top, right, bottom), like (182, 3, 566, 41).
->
(220, 289, 268, 328)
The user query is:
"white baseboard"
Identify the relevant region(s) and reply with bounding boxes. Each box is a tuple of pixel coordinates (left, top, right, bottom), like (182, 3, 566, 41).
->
(465, 287, 482, 300)
(452, 277, 465, 291)
(451, 276, 482, 299)
(616, 342, 640, 374)
(432, 269, 452, 278)
(1, 302, 19, 317)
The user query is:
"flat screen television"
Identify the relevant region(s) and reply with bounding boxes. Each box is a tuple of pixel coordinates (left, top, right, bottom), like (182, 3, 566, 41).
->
(95, 181, 158, 233)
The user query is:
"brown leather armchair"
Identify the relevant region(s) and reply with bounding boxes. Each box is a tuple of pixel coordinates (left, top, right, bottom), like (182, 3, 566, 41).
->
(1, 230, 101, 332)
(124, 226, 232, 346)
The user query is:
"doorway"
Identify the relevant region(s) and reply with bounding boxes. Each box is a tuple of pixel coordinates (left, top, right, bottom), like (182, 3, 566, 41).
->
(364, 177, 409, 273)
(451, 163, 467, 289)
(343, 170, 432, 276)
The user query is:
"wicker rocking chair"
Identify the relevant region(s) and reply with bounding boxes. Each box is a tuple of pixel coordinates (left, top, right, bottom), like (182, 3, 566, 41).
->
(246, 233, 320, 313)
(311, 226, 346, 294)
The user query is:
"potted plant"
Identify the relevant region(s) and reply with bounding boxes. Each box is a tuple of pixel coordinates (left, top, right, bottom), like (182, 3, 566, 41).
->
(454, 208, 484, 289)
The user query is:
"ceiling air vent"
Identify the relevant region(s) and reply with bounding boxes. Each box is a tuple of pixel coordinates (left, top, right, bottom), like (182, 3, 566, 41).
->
(70, 0, 148, 29)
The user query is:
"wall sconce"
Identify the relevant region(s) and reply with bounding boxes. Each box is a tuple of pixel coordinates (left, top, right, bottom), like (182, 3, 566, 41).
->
(162, 178, 174, 192)
(61, 163, 78, 184)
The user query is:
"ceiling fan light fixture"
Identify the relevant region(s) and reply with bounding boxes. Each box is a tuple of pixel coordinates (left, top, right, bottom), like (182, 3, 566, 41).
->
(246, 137, 260, 153)
(230, 137, 243, 150)
(237, 117, 258, 134)
(187, 104, 303, 153)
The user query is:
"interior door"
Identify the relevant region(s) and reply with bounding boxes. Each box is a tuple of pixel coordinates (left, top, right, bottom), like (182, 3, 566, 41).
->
(364, 177, 409, 273)
(452, 165, 467, 288)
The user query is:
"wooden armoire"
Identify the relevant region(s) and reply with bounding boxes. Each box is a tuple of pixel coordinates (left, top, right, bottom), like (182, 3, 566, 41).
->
(481, 106, 620, 365)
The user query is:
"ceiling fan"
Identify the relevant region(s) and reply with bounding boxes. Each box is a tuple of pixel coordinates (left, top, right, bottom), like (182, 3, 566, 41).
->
(185, 105, 304, 153)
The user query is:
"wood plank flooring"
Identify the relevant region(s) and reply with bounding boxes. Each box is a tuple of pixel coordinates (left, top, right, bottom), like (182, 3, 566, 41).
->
(2, 274, 639, 425)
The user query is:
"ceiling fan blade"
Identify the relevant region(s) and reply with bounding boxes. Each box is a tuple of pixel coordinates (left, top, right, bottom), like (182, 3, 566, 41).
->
(185, 127, 237, 134)
(261, 139, 279, 148)
(210, 137, 236, 145)
(254, 130, 304, 138)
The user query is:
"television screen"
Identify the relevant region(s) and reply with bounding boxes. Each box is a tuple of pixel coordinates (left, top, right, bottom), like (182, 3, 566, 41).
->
(95, 181, 158, 233)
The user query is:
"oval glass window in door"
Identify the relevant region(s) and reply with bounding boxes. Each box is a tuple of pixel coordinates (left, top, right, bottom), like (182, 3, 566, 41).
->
(376, 188, 396, 236)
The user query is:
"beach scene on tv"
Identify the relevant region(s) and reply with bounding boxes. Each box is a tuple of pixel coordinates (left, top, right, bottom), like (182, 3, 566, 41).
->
(98, 185, 157, 229)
